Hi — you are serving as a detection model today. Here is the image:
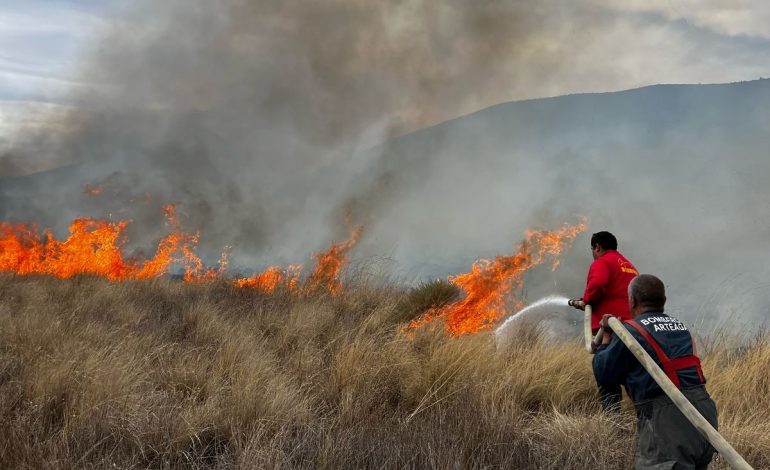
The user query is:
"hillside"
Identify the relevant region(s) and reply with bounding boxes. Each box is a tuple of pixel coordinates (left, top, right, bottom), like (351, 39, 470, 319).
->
(3, 80, 770, 325)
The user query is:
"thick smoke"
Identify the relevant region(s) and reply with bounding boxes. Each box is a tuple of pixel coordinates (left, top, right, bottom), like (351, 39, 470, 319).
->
(2, 1, 770, 330)
(346, 81, 770, 331)
(1, 0, 608, 264)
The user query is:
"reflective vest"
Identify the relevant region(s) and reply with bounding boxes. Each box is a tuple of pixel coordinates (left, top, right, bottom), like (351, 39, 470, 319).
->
(625, 319, 705, 388)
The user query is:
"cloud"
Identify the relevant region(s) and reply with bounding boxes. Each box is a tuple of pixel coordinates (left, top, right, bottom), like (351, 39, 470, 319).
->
(1, 1, 769, 115)
(0, 1, 109, 101)
(591, 0, 770, 40)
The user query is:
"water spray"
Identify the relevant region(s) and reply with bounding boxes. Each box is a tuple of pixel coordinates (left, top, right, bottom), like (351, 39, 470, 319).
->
(494, 296, 601, 349)
(494, 295, 571, 345)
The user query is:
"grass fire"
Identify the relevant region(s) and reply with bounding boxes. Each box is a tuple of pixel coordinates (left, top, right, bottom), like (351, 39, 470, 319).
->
(0, 205, 363, 295)
(2, 1, 769, 467)
(405, 220, 587, 336)
(0, 206, 767, 467)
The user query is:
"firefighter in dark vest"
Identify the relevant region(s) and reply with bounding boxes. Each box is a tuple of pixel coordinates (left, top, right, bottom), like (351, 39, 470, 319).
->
(570, 231, 639, 410)
(593, 274, 718, 470)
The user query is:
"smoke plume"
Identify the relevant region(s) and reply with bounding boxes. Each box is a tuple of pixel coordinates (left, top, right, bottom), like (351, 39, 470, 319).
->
(1, 0, 608, 262)
(2, 1, 770, 329)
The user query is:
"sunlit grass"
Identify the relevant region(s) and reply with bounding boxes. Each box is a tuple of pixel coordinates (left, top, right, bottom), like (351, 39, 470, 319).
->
(0, 273, 763, 468)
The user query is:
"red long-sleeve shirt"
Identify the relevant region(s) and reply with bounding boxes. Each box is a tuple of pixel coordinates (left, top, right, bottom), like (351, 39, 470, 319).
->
(583, 250, 638, 329)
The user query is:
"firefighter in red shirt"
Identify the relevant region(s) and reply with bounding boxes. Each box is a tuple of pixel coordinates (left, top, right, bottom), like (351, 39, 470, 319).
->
(570, 231, 638, 410)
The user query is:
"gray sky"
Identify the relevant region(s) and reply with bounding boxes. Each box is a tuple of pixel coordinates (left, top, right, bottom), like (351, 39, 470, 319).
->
(0, 0, 110, 102)
(1, 0, 769, 133)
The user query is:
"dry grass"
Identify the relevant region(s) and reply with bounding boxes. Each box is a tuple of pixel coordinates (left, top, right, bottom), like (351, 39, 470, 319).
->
(0, 273, 765, 469)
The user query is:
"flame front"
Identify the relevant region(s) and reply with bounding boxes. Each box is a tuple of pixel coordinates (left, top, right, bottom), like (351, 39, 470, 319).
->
(235, 223, 363, 295)
(1, 196, 584, 315)
(1, 200, 363, 295)
(234, 264, 302, 293)
(0, 204, 222, 281)
(1, 219, 131, 280)
(306, 224, 364, 294)
(405, 220, 587, 336)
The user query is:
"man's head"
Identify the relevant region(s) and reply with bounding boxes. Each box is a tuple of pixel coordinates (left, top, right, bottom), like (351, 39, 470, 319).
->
(628, 274, 666, 316)
(590, 231, 617, 259)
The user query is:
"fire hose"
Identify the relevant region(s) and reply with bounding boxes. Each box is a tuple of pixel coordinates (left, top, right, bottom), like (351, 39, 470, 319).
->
(584, 305, 753, 469)
(583, 305, 603, 352)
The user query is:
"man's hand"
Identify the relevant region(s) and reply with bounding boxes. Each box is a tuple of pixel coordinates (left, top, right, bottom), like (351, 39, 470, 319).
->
(568, 298, 586, 310)
(599, 314, 614, 345)
(600, 314, 612, 332)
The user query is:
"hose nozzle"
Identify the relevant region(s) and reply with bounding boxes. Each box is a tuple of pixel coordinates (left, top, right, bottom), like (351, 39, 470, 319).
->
(568, 298, 585, 309)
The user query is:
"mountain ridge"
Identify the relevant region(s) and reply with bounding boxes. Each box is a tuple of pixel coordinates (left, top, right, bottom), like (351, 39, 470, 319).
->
(3, 78, 770, 324)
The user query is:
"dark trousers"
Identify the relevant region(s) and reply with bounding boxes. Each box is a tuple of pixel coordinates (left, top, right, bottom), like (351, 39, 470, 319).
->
(598, 382, 623, 412)
(634, 386, 717, 470)
(592, 327, 623, 412)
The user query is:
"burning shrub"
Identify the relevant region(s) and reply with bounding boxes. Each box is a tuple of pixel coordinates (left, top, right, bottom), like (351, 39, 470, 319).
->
(395, 280, 461, 324)
(405, 220, 587, 336)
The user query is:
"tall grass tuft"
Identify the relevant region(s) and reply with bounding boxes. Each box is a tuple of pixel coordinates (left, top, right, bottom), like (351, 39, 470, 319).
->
(394, 279, 460, 324)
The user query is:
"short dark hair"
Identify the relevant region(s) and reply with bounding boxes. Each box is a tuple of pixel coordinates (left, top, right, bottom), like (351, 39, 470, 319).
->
(628, 274, 666, 311)
(590, 231, 617, 251)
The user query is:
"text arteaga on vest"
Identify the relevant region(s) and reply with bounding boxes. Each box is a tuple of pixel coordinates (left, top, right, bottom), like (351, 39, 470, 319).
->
(639, 316, 688, 332)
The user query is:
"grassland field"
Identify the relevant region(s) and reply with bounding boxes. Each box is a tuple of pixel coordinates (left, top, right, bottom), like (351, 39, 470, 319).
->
(0, 273, 768, 469)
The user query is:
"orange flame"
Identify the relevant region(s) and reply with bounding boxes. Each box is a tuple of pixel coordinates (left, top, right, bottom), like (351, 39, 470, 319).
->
(0, 204, 219, 281)
(235, 222, 362, 295)
(405, 219, 587, 336)
(83, 184, 103, 196)
(1, 201, 364, 294)
(1, 219, 132, 280)
(306, 224, 364, 294)
(234, 264, 303, 293)
(180, 243, 231, 283)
